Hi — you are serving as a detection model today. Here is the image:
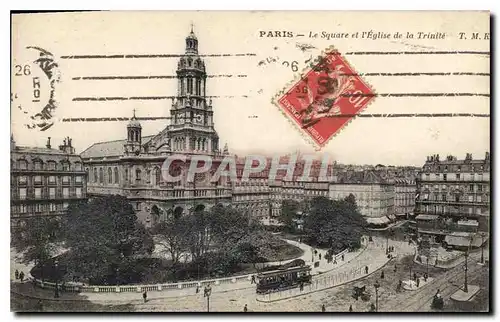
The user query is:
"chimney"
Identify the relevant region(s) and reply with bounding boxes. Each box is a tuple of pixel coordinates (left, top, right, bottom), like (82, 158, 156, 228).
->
(46, 137, 51, 149)
(59, 137, 76, 154)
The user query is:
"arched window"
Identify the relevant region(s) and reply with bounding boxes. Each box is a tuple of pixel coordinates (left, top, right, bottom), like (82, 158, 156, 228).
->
(136, 169, 141, 183)
(93, 168, 98, 183)
(108, 168, 112, 184)
(154, 167, 161, 186)
(99, 168, 103, 183)
(114, 167, 119, 184)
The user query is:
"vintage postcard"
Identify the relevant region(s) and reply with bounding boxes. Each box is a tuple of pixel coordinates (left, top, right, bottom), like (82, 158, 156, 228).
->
(10, 11, 490, 313)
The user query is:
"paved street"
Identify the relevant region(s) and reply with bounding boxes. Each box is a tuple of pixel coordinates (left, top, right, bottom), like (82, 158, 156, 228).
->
(10, 236, 489, 312)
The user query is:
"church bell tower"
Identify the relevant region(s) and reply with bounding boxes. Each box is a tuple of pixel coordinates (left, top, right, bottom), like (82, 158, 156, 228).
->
(167, 26, 220, 154)
(124, 109, 142, 155)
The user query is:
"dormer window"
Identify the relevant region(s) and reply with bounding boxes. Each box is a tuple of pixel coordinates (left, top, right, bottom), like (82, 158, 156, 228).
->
(34, 160, 42, 170)
(47, 161, 56, 170)
(62, 161, 70, 171)
(18, 159, 27, 170)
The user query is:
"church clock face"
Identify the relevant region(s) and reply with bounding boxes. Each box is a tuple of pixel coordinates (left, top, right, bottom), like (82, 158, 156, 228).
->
(194, 112, 203, 124)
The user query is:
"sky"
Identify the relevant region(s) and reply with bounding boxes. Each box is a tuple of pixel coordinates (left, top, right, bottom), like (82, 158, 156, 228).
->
(11, 11, 490, 166)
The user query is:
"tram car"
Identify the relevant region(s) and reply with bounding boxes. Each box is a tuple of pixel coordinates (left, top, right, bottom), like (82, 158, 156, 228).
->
(256, 264, 312, 294)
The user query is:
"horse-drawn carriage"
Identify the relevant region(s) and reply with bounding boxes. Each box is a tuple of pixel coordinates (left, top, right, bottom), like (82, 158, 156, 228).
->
(352, 283, 371, 301)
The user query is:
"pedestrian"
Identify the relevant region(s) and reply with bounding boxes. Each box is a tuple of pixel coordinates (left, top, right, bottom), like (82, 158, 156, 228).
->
(349, 304, 353, 312)
(314, 250, 318, 255)
(15, 269, 19, 280)
(319, 253, 322, 261)
(321, 304, 326, 312)
(413, 272, 417, 281)
(251, 275, 256, 284)
(394, 264, 397, 272)
(244, 304, 248, 312)
(369, 303, 376, 312)
(333, 258, 337, 265)
(416, 278, 420, 288)
(365, 266, 369, 274)
(36, 299, 43, 311)
(380, 271, 385, 279)
(424, 273, 428, 282)
(196, 285, 199, 294)
(142, 290, 147, 303)
(342, 254, 345, 261)
(19, 271, 25, 282)
(300, 282, 304, 292)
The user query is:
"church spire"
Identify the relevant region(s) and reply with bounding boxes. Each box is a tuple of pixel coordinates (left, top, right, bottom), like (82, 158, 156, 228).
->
(185, 25, 198, 54)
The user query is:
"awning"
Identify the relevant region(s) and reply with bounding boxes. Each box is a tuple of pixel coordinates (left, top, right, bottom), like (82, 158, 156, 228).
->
(457, 220, 479, 227)
(445, 232, 483, 247)
(366, 216, 390, 225)
(415, 214, 440, 221)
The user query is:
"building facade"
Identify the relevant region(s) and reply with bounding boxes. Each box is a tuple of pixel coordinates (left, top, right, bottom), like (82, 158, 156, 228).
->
(411, 152, 490, 248)
(81, 30, 234, 227)
(329, 170, 395, 227)
(394, 178, 417, 219)
(10, 136, 87, 231)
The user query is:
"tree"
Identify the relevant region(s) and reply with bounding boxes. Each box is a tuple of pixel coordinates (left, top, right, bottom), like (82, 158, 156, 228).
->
(208, 204, 252, 251)
(152, 218, 191, 267)
(12, 217, 61, 280)
(279, 199, 300, 229)
(303, 196, 367, 253)
(63, 195, 154, 284)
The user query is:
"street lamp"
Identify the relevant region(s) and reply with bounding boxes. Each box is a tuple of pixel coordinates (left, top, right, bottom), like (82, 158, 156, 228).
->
(426, 256, 429, 276)
(374, 280, 380, 312)
(463, 234, 474, 293)
(54, 259, 60, 298)
(204, 284, 212, 312)
(480, 232, 486, 264)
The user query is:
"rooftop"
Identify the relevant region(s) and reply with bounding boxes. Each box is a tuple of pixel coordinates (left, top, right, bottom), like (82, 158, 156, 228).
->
(80, 135, 155, 159)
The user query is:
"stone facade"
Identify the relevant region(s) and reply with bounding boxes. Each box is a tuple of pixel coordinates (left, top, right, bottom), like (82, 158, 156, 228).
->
(412, 152, 491, 246)
(80, 30, 232, 227)
(394, 178, 417, 219)
(10, 136, 87, 231)
(329, 170, 395, 224)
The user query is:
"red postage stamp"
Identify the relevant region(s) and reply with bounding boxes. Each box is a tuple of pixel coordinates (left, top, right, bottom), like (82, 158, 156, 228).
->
(274, 47, 375, 149)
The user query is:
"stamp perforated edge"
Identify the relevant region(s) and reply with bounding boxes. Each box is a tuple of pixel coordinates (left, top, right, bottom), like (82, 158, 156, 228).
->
(272, 45, 377, 151)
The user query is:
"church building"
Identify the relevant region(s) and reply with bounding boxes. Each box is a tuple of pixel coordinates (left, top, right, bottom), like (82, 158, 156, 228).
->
(81, 28, 232, 227)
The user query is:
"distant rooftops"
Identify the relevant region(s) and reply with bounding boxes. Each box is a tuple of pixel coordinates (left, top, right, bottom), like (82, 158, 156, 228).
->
(425, 152, 490, 164)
